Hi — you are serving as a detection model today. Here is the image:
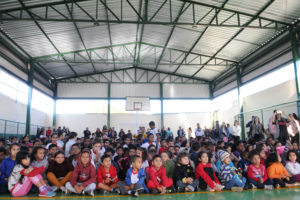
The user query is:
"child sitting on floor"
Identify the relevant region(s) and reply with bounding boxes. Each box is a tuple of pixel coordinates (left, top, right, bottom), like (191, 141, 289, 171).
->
(65, 149, 96, 196)
(195, 151, 224, 192)
(97, 155, 119, 193)
(118, 155, 149, 197)
(285, 150, 300, 183)
(173, 152, 199, 192)
(46, 151, 74, 193)
(266, 151, 296, 188)
(147, 155, 173, 194)
(8, 151, 56, 197)
(219, 151, 246, 192)
(247, 151, 273, 190)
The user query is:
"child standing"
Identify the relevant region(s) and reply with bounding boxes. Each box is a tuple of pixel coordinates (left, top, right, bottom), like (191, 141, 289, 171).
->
(247, 151, 273, 189)
(285, 150, 300, 182)
(173, 152, 199, 192)
(266, 151, 295, 188)
(118, 155, 149, 197)
(46, 151, 74, 192)
(97, 155, 119, 193)
(0, 143, 20, 194)
(195, 151, 223, 192)
(8, 151, 55, 197)
(147, 155, 173, 194)
(219, 151, 246, 191)
(65, 149, 96, 196)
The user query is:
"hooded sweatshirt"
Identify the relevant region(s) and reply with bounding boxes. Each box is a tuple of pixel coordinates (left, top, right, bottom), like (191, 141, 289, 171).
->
(70, 150, 96, 187)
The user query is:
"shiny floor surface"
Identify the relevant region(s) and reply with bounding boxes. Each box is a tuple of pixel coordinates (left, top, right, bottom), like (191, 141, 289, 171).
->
(0, 187, 299, 200)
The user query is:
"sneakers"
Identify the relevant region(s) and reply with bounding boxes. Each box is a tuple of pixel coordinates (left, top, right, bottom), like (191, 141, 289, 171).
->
(88, 190, 95, 197)
(231, 187, 243, 192)
(264, 185, 274, 190)
(131, 190, 139, 198)
(275, 184, 280, 189)
(65, 187, 70, 195)
(167, 186, 176, 193)
(48, 186, 58, 192)
(151, 189, 159, 194)
(60, 186, 67, 193)
(39, 191, 56, 197)
(250, 184, 257, 189)
(116, 187, 121, 195)
(178, 187, 185, 193)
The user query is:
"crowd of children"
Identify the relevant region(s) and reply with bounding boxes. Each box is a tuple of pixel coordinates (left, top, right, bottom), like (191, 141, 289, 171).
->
(0, 120, 300, 197)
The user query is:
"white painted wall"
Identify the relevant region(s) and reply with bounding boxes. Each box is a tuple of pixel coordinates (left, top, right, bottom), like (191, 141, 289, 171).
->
(243, 79, 297, 128)
(0, 93, 53, 135)
(56, 113, 107, 135)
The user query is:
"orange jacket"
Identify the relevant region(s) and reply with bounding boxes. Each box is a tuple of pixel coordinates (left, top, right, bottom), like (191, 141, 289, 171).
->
(267, 162, 290, 179)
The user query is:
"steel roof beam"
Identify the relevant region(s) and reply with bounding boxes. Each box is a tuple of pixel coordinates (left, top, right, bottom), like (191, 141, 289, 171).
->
(33, 42, 236, 63)
(155, 1, 187, 70)
(173, 0, 230, 74)
(64, 1, 96, 73)
(190, 0, 276, 78)
(0, 18, 284, 29)
(101, 0, 116, 70)
(16, 0, 78, 76)
(132, 0, 144, 67)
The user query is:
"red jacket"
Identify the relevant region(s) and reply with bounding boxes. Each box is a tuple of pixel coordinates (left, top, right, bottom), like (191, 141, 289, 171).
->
(70, 150, 96, 187)
(158, 147, 168, 155)
(195, 163, 220, 189)
(97, 165, 119, 184)
(247, 164, 268, 182)
(148, 166, 169, 187)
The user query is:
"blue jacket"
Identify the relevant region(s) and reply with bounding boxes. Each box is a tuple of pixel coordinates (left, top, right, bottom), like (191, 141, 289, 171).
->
(125, 167, 149, 193)
(0, 157, 16, 183)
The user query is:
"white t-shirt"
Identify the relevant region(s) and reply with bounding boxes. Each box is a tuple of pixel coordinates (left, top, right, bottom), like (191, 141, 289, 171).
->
(46, 142, 63, 149)
(195, 128, 204, 137)
(91, 147, 105, 168)
(131, 172, 139, 184)
(65, 139, 76, 157)
(150, 128, 158, 141)
(231, 125, 241, 137)
(141, 142, 156, 150)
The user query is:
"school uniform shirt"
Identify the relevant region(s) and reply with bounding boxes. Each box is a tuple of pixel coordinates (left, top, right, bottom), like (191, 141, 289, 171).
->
(195, 163, 220, 189)
(247, 164, 268, 182)
(97, 165, 118, 184)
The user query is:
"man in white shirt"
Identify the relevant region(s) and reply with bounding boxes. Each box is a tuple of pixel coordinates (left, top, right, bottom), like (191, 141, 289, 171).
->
(231, 120, 241, 138)
(195, 123, 204, 137)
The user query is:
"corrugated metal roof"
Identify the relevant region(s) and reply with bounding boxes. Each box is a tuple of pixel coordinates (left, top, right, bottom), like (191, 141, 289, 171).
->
(0, 0, 299, 82)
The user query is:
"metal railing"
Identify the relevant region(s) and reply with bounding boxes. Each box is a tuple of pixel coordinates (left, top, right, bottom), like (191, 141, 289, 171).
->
(0, 118, 46, 138)
(235, 100, 298, 139)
